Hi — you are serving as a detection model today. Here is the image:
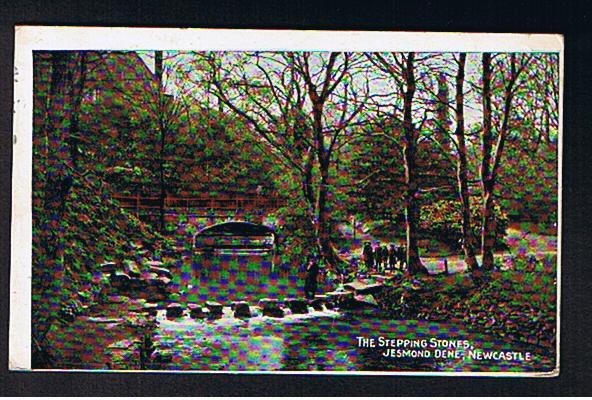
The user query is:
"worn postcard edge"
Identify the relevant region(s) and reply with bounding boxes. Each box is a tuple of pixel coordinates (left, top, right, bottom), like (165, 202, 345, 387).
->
(9, 26, 563, 376)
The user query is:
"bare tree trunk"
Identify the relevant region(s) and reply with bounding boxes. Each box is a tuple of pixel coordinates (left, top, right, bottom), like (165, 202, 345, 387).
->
(155, 50, 166, 232)
(454, 53, 479, 271)
(310, 93, 344, 271)
(481, 53, 524, 270)
(316, 157, 343, 269)
(402, 52, 428, 275)
(480, 53, 495, 270)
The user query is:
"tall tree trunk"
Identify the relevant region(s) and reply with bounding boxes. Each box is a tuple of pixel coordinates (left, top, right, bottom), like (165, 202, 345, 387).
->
(454, 53, 479, 271)
(480, 53, 495, 270)
(402, 52, 428, 275)
(309, 92, 344, 271)
(481, 53, 522, 270)
(33, 51, 86, 348)
(316, 157, 342, 269)
(155, 50, 166, 231)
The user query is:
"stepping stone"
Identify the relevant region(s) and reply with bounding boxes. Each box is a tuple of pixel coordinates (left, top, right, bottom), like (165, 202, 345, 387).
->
(285, 298, 308, 314)
(344, 281, 384, 295)
(309, 295, 328, 311)
(188, 303, 207, 319)
(231, 301, 252, 318)
(205, 301, 223, 318)
(325, 290, 354, 308)
(258, 298, 284, 318)
(166, 302, 184, 318)
(142, 302, 159, 316)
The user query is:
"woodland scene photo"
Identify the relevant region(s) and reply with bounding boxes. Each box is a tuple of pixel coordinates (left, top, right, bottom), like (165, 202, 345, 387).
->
(29, 47, 559, 372)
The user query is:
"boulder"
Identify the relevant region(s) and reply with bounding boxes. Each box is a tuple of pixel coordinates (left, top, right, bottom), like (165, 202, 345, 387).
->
(99, 262, 118, 274)
(325, 290, 354, 308)
(122, 260, 142, 278)
(205, 301, 223, 318)
(142, 302, 159, 317)
(258, 298, 284, 318)
(109, 272, 131, 289)
(151, 349, 173, 364)
(146, 263, 173, 280)
(188, 303, 207, 319)
(166, 302, 184, 319)
(232, 301, 252, 318)
(344, 280, 384, 295)
(309, 295, 329, 311)
(285, 298, 308, 314)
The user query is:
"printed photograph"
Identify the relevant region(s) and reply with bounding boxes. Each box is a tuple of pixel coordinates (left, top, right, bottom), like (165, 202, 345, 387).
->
(23, 33, 560, 373)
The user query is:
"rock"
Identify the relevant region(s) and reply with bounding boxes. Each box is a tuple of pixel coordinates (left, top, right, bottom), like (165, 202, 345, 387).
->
(142, 302, 159, 317)
(166, 303, 184, 319)
(109, 272, 131, 289)
(106, 340, 141, 370)
(354, 294, 380, 307)
(309, 296, 327, 311)
(100, 262, 118, 274)
(146, 260, 164, 268)
(369, 274, 387, 283)
(285, 298, 308, 314)
(106, 294, 131, 304)
(84, 316, 124, 324)
(205, 301, 223, 318)
(232, 301, 252, 318)
(258, 298, 284, 318)
(325, 290, 354, 308)
(151, 349, 173, 364)
(122, 260, 142, 278)
(146, 263, 173, 280)
(126, 298, 148, 312)
(344, 281, 384, 295)
(188, 303, 207, 319)
(124, 313, 150, 328)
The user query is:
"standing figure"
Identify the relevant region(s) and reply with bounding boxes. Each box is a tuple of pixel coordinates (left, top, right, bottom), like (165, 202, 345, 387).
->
(381, 246, 389, 271)
(304, 258, 320, 300)
(388, 244, 397, 271)
(362, 242, 374, 272)
(398, 246, 407, 270)
(374, 243, 382, 272)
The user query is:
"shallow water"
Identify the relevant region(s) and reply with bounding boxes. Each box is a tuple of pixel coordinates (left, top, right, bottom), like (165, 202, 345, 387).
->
(151, 306, 555, 373)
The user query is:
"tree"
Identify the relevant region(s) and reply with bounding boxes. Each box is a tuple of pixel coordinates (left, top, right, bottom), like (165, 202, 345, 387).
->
(452, 53, 480, 271)
(494, 53, 559, 225)
(154, 51, 185, 230)
(181, 52, 368, 271)
(364, 52, 429, 274)
(479, 53, 545, 269)
(425, 53, 480, 271)
(32, 51, 86, 351)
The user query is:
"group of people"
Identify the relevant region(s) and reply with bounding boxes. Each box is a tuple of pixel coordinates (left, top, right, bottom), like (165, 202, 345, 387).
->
(362, 242, 406, 272)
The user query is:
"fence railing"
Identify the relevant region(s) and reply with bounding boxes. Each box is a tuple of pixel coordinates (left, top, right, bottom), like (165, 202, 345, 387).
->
(112, 194, 285, 211)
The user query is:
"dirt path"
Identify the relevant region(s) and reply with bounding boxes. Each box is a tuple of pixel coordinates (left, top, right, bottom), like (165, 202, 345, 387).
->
(338, 221, 558, 274)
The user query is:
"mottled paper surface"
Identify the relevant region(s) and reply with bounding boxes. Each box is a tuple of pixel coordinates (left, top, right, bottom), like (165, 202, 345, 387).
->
(11, 27, 562, 375)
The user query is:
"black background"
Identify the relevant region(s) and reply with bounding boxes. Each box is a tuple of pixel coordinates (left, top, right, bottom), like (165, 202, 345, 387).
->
(0, 0, 591, 396)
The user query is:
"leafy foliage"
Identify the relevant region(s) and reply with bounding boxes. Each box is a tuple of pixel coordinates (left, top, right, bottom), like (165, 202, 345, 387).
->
(420, 198, 509, 250)
(375, 253, 557, 353)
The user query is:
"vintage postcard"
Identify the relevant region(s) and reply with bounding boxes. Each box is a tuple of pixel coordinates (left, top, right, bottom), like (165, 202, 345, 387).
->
(10, 27, 562, 375)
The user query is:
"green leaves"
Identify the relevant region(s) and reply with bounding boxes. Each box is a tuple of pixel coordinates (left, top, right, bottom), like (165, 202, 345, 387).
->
(420, 198, 508, 250)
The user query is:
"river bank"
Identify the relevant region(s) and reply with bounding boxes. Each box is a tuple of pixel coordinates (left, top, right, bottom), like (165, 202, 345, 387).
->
(373, 253, 557, 359)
